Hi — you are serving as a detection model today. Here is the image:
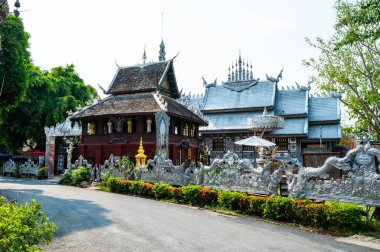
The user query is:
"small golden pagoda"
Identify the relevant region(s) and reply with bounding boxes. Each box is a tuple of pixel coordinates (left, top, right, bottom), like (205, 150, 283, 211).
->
(135, 137, 147, 168)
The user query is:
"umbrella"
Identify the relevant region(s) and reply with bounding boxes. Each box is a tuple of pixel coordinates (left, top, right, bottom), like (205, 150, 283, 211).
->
(27, 150, 45, 155)
(234, 136, 275, 147)
(234, 136, 275, 167)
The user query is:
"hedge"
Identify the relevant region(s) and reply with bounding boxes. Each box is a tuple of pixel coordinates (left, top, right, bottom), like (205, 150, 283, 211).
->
(103, 178, 370, 233)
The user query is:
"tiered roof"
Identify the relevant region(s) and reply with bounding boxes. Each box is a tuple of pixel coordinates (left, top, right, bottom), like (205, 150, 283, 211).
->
(183, 55, 341, 140)
(71, 59, 206, 125)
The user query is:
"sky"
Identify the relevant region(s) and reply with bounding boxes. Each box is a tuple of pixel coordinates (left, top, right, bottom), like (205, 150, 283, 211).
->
(11, 0, 336, 97)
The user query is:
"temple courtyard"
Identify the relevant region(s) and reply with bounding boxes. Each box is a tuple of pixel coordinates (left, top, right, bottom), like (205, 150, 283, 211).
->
(0, 177, 378, 252)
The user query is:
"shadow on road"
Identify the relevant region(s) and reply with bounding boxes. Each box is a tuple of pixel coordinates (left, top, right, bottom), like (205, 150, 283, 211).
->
(0, 187, 113, 238)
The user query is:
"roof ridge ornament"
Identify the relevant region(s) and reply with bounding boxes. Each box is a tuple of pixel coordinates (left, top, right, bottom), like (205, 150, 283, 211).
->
(142, 44, 147, 64)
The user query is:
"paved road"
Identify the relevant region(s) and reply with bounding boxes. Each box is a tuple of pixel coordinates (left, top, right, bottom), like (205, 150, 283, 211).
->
(0, 177, 376, 252)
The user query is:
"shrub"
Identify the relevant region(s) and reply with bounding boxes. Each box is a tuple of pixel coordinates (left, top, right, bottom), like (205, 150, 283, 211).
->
(325, 201, 365, 232)
(0, 197, 57, 251)
(37, 167, 46, 180)
(71, 167, 90, 186)
(168, 186, 182, 203)
(263, 197, 295, 221)
(58, 170, 73, 185)
(130, 181, 154, 198)
(292, 199, 328, 228)
(96, 180, 372, 233)
(107, 178, 132, 194)
(153, 184, 171, 200)
(199, 188, 218, 207)
(218, 191, 246, 211)
(140, 182, 154, 198)
(181, 185, 202, 205)
(239, 196, 267, 216)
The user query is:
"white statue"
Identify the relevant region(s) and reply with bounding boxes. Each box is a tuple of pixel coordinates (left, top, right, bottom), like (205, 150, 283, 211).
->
(160, 118, 165, 147)
(147, 117, 152, 133)
(66, 143, 73, 169)
(107, 120, 113, 134)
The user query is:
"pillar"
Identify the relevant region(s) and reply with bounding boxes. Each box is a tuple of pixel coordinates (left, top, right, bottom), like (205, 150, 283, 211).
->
(45, 136, 55, 178)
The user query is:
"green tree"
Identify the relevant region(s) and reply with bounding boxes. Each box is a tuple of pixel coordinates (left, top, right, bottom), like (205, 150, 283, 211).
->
(0, 16, 97, 152)
(305, 0, 380, 140)
(0, 15, 30, 110)
(0, 64, 97, 151)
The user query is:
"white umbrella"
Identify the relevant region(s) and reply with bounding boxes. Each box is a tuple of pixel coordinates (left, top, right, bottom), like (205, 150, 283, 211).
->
(234, 136, 275, 147)
(234, 136, 276, 167)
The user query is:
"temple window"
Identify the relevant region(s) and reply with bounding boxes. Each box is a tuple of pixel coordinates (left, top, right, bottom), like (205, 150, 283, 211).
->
(213, 139, 224, 151)
(127, 118, 132, 134)
(183, 123, 189, 137)
(146, 117, 152, 133)
(275, 137, 288, 151)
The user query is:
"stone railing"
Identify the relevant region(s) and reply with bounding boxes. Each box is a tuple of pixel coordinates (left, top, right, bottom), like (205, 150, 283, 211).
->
(20, 158, 39, 177)
(3, 159, 16, 175)
(93, 143, 380, 206)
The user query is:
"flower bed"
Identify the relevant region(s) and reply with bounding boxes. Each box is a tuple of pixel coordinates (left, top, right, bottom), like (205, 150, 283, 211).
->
(102, 178, 372, 233)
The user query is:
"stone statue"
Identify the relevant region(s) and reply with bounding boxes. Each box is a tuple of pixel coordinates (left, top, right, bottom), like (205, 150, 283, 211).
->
(107, 120, 113, 134)
(160, 118, 166, 147)
(147, 117, 152, 133)
(66, 143, 73, 169)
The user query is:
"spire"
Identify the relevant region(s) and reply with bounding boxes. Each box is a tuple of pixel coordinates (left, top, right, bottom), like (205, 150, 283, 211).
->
(142, 45, 147, 64)
(231, 64, 235, 81)
(159, 39, 166, 61)
(242, 59, 246, 81)
(159, 12, 166, 61)
(250, 62, 253, 80)
(228, 66, 231, 82)
(238, 52, 242, 81)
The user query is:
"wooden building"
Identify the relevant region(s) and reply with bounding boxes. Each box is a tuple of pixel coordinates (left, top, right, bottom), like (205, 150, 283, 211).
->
(71, 56, 207, 165)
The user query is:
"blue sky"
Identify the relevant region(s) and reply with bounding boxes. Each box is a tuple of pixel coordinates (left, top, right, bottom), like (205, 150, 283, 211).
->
(13, 0, 336, 97)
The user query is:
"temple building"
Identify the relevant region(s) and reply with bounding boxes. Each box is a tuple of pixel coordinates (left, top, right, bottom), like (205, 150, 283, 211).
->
(181, 54, 342, 161)
(70, 43, 207, 165)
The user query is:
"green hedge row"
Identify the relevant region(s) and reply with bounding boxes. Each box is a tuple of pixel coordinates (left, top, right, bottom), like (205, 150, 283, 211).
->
(104, 178, 370, 233)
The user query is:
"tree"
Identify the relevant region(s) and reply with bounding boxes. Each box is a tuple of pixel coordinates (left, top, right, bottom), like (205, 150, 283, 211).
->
(0, 16, 98, 152)
(304, 0, 380, 140)
(0, 64, 97, 151)
(0, 15, 30, 110)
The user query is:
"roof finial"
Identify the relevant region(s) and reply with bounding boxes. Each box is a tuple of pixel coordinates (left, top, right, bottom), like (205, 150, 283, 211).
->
(238, 51, 242, 81)
(228, 65, 231, 82)
(250, 62, 253, 80)
(231, 63, 235, 81)
(159, 12, 166, 61)
(142, 44, 147, 64)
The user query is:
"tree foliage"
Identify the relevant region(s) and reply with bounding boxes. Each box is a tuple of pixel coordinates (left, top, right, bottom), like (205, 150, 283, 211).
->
(0, 16, 97, 152)
(0, 15, 30, 110)
(0, 197, 57, 251)
(304, 0, 380, 139)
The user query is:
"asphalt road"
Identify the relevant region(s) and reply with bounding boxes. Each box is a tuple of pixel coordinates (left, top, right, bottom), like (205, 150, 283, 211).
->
(0, 177, 377, 252)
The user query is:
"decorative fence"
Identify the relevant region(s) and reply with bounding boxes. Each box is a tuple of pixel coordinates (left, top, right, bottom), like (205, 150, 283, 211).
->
(20, 159, 39, 177)
(3, 159, 16, 175)
(2, 158, 39, 177)
(80, 143, 380, 206)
